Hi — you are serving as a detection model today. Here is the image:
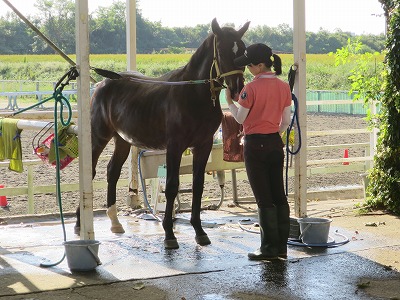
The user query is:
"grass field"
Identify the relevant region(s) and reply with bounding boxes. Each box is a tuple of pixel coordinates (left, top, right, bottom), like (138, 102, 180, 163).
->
(0, 53, 384, 92)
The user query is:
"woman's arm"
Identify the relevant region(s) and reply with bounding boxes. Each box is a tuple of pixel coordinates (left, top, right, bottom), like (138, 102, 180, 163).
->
(279, 106, 292, 134)
(226, 89, 249, 124)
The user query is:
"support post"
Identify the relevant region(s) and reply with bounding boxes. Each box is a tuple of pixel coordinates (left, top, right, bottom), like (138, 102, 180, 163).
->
(126, 0, 141, 208)
(76, 0, 94, 239)
(293, 0, 307, 217)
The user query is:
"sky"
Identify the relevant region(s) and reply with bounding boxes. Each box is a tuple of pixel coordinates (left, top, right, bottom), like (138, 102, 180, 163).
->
(0, 0, 386, 35)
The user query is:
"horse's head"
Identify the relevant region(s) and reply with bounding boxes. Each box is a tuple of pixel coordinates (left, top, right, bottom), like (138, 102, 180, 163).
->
(211, 18, 250, 100)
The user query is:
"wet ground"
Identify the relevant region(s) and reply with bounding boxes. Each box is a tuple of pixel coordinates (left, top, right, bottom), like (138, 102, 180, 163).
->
(0, 200, 400, 300)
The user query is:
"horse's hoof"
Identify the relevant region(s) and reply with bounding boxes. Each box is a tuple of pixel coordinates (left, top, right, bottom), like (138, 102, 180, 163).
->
(164, 239, 179, 249)
(111, 225, 125, 233)
(74, 226, 80, 235)
(195, 234, 211, 246)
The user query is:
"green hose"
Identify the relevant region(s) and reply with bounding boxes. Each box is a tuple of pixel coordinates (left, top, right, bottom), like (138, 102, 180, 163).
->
(8, 67, 77, 268)
(39, 88, 72, 268)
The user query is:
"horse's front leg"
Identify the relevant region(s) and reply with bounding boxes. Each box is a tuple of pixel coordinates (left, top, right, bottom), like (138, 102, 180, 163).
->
(191, 143, 213, 246)
(163, 148, 183, 249)
(106, 136, 131, 233)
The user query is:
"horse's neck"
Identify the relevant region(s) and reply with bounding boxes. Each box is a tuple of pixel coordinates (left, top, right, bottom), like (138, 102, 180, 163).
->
(183, 36, 214, 79)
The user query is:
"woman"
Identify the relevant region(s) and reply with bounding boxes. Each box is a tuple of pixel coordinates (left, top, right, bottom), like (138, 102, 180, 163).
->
(226, 43, 292, 260)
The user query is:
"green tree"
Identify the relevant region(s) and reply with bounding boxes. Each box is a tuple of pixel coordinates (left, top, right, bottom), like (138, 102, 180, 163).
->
(245, 24, 293, 53)
(32, 0, 75, 54)
(0, 13, 34, 54)
(174, 24, 210, 49)
(366, 0, 400, 214)
(332, 38, 384, 123)
(0, 0, 388, 55)
(90, 1, 126, 53)
(359, 33, 386, 52)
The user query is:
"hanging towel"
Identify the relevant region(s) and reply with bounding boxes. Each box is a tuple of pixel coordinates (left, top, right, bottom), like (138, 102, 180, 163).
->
(0, 118, 23, 173)
(221, 112, 244, 162)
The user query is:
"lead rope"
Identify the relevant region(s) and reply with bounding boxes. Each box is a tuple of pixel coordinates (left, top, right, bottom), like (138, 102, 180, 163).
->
(285, 65, 302, 196)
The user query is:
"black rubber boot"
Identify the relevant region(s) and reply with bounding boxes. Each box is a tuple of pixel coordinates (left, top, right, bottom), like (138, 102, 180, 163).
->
(277, 204, 290, 259)
(248, 207, 279, 260)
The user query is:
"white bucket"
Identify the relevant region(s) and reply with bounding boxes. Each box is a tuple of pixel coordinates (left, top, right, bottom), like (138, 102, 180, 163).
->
(63, 240, 101, 271)
(297, 217, 332, 244)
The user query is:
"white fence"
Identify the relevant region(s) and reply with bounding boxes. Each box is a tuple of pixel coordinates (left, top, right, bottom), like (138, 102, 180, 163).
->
(0, 156, 129, 214)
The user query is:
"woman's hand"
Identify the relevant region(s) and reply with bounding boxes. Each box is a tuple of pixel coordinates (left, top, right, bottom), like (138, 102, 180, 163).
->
(225, 88, 238, 104)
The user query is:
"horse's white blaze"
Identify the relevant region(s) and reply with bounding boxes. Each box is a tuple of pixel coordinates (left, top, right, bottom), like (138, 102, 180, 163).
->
(232, 42, 238, 55)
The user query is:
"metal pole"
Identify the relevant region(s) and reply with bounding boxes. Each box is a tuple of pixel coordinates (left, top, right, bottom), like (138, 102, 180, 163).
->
(126, 0, 141, 208)
(231, 170, 238, 204)
(76, 0, 94, 240)
(293, 0, 307, 217)
(15, 119, 78, 135)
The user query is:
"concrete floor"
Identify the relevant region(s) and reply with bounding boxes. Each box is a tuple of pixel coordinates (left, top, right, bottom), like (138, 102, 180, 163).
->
(0, 200, 400, 300)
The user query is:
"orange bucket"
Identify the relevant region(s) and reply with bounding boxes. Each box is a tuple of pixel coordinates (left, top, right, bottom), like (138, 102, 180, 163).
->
(0, 185, 8, 207)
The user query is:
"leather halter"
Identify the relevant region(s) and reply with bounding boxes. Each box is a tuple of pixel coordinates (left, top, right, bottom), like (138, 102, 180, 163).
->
(209, 36, 244, 106)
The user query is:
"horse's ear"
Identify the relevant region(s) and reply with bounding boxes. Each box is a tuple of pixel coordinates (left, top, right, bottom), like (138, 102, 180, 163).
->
(211, 18, 223, 36)
(237, 21, 250, 38)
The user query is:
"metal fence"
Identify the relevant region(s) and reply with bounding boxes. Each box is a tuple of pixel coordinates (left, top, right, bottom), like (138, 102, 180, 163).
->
(306, 90, 367, 115)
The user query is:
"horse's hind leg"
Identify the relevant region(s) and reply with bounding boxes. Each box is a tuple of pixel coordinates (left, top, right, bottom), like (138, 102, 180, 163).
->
(106, 134, 131, 233)
(191, 144, 213, 246)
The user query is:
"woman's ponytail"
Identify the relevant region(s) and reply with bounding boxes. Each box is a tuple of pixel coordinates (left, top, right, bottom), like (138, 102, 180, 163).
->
(272, 54, 282, 75)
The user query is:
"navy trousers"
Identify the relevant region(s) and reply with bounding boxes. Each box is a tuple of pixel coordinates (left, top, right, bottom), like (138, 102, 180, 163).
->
(244, 133, 288, 208)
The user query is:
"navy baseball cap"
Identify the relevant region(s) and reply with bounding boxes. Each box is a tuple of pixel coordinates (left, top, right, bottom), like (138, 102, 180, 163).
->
(234, 43, 273, 67)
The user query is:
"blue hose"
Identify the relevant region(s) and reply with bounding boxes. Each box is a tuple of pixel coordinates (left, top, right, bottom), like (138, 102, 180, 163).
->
(238, 221, 349, 248)
(284, 65, 302, 196)
(285, 93, 301, 196)
(287, 232, 350, 248)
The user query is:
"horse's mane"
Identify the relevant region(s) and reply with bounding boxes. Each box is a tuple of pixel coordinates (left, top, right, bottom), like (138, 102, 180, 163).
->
(188, 33, 214, 65)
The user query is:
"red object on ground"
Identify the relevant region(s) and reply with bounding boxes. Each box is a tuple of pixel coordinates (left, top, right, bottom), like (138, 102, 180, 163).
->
(343, 149, 349, 165)
(0, 185, 8, 207)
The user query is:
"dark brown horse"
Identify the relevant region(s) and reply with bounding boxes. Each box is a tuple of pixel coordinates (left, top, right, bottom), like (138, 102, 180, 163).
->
(76, 19, 250, 249)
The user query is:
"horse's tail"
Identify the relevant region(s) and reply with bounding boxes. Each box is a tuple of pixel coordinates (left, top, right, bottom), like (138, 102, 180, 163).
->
(92, 67, 122, 80)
